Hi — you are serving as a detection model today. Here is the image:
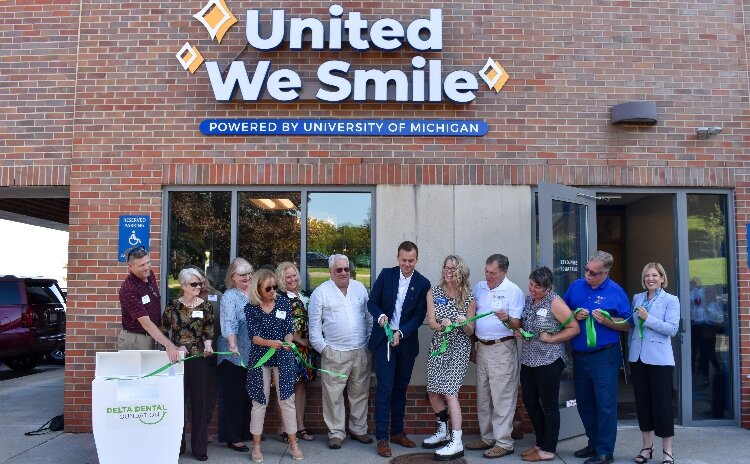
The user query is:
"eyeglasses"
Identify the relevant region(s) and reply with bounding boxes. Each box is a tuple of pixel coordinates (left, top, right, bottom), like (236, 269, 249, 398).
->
(188, 281, 204, 288)
(235, 272, 251, 277)
(334, 267, 350, 274)
(443, 266, 457, 272)
(584, 266, 607, 277)
(263, 285, 279, 293)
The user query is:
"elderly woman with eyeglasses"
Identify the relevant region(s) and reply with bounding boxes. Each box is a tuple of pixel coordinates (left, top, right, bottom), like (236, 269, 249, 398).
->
(245, 268, 303, 462)
(160, 267, 214, 462)
(217, 258, 254, 453)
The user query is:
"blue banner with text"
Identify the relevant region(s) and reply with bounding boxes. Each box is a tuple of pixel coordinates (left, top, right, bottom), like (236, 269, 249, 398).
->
(200, 119, 488, 137)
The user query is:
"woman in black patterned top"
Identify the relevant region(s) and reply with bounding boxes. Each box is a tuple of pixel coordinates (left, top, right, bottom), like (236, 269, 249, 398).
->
(161, 267, 214, 462)
(518, 267, 579, 462)
(276, 261, 316, 443)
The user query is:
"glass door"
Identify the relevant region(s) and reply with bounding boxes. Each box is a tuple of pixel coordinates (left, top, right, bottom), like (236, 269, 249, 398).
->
(537, 182, 598, 439)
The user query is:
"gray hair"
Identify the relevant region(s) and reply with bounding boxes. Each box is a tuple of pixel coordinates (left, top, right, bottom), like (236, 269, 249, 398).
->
(225, 257, 254, 289)
(178, 268, 203, 287)
(588, 250, 614, 271)
(328, 254, 350, 269)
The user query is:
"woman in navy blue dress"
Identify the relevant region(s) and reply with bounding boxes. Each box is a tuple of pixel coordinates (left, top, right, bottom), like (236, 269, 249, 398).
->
(245, 268, 303, 462)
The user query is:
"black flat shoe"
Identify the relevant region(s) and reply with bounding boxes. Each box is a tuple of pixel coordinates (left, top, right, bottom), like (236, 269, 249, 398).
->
(584, 454, 614, 464)
(194, 453, 208, 461)
(227, 443, 250, 452)
(574, 446, 597, 458)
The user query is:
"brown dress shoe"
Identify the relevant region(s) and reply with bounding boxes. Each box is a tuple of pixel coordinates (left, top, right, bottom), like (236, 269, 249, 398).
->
(390, 432, 416, 448)
(377, 440, 392, 457)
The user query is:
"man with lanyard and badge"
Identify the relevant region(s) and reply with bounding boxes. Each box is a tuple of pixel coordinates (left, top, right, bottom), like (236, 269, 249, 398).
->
(564, 251, 630, 464)
(465, 253, 525, 459)
(118, 246, 182, 363)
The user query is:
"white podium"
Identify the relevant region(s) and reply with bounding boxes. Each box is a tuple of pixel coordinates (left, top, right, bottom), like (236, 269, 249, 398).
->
(92, 350, 184, 464)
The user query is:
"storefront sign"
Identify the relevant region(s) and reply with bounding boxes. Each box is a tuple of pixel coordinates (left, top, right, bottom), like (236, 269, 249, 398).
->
(177, 2, 509, 104)
(200, 118, 488, 136)
(118, 215, 150, 262)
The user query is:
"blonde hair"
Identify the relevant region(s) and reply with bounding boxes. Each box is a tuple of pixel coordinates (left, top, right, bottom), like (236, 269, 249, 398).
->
(249, 269, 277, 305)
(641, 262, 668, 289)
(439, 255, 472, 309)
(276, 261, 300, 293)
(225, 258, 253, 289)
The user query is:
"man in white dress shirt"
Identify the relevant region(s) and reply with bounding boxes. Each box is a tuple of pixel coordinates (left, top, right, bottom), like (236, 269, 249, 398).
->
(465, 253, 525, 459)
(309, 254, 373, 450)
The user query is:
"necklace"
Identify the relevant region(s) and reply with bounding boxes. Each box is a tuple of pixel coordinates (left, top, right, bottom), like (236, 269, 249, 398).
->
(179, 297, 202, 308)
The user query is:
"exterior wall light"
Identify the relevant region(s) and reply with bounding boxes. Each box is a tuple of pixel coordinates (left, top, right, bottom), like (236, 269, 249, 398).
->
(696, 126, 723, 139)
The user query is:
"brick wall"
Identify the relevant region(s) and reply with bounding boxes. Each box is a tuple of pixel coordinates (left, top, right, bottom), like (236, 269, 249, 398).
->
(0, 0, 79, 187)
(2, 0, 749, 431)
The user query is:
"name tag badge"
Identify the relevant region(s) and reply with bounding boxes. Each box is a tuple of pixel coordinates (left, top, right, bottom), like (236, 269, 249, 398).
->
(435, 296, 448, 305)
(490, 294, 503, 309)
(536, 308, 548, 317)
(141, 295, 151, 305)
(191, 310, 204, 318)
(208, 294, 218, 302)
(276, 310, 287, 320)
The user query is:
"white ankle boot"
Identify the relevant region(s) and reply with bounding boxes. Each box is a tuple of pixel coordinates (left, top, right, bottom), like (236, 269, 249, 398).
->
(434, 430, 463, 461)
(422, 420, 450, 449)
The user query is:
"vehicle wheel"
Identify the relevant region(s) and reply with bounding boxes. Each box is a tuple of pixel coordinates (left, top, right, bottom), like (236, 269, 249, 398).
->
(4, 354, 43, 372)
(45, 346, 65, 365)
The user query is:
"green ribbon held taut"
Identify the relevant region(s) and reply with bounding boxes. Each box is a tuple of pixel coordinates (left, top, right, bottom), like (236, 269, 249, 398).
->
(252, 342, 348, 379)
(105, 351, 244, 381)
(430, 311, 495, 357)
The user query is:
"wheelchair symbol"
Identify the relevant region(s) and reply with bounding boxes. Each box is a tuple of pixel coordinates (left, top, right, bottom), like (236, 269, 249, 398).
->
(128, 231, 142, 246)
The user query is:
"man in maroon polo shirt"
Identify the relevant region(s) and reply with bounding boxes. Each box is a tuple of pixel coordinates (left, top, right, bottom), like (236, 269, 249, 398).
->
(117, 246, 182, 363)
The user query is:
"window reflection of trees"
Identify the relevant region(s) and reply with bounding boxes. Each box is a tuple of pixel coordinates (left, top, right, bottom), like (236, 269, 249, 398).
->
(168, 191, 232, 294)
(687, 194, 731, 420)
(237, 192, 302, 269)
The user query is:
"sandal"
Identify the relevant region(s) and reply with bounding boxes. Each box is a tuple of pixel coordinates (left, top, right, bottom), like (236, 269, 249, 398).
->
(277, 432, 289, 443)
(635, 445, 653, 464)
(662, 450, 674, 464)
(297, 429, 314, 441)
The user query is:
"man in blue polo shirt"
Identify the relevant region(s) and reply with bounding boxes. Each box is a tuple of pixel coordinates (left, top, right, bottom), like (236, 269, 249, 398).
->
(564, 251, 630, 464)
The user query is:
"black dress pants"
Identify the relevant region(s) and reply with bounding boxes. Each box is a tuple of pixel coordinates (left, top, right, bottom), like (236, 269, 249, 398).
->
(630, 359, 674, 438)
(217, 360, 251, 443)
(520, 358, 565, 453)
(184, 356, 210, 456)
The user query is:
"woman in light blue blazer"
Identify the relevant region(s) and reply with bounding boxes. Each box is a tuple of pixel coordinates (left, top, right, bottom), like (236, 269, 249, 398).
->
(628, 263, 679, 464)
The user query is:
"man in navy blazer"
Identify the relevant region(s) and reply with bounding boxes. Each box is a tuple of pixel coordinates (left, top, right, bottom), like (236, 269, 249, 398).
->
(368, 241, 431, 458)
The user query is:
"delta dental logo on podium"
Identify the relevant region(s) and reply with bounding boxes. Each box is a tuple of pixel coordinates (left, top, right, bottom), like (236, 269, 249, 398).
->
(176, 1, 510, 104)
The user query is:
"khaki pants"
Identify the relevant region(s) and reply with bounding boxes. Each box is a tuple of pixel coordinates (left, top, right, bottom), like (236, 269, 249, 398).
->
(250, 366, 297, 436)
(321, 346, 371, 440)
(117, 329, 154, 350)
(476, 340, 519, 449)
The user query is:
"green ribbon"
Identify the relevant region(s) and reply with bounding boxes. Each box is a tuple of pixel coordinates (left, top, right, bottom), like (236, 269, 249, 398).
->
(577, 308, 631, 348)
(105, 351, 244, 381)
(430, 311, 495, 357)
(253, 343, 348, 379)
(384, 324, 394, 344)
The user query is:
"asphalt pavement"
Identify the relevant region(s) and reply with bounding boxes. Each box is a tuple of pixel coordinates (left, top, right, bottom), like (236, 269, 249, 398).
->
(1, 365, 749, 464)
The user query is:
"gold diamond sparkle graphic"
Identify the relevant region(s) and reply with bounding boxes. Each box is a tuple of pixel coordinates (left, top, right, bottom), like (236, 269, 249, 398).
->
(194, 0, 237, 43)
(479, 57, 509, 93)
(176, 42, 204, 74)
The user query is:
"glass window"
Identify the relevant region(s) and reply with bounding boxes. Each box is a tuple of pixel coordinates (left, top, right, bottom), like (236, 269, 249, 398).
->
(0, 282, 22, 304)
(237, 191, 302, 272)
(687, 194, 732, 420)
(167, 192, 231, 299)
(551, 200, 586, 293)
(306, 192, 372, 291)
